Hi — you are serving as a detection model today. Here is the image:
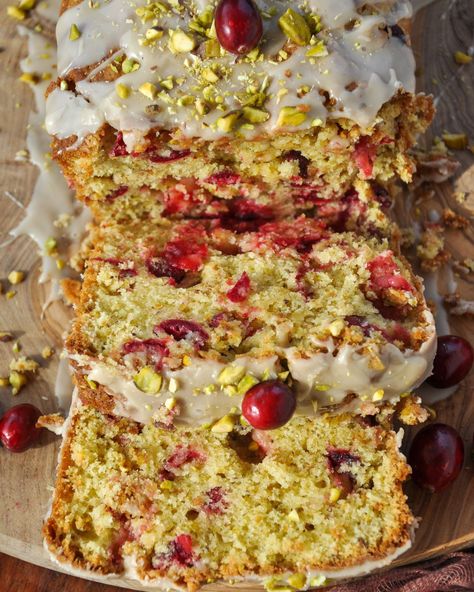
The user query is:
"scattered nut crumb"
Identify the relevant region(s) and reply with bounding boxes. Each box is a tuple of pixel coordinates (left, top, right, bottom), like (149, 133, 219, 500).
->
(0, 377, 9, 388)
(9, 371, 27, 395)
(6, 290, 16, 299)
(36, 413, 65, 435)
(8, 270, 25, 285)
(454, 51, 473, 65)
(9, 356, 39, 373)
(417, 226, 450, 271)
(41, 346, 54, 359)
(441, 133, 468, 150)
(442, 208, 469, 229)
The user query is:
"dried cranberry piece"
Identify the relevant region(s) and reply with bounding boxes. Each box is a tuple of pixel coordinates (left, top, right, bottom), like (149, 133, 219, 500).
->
(215, 0, 263, 55)
(163, 232, 209, 272)
(108, 518, 134, 569)
(219, 198, 275, 233)
(146, 257, 186, 283)
(152, 534, 197, 569)
(147, 149, 191, 163)
(353, 136, 377, 178)
(110, 131, 129, 157)
(94, 257, 137, 279)
(326, 447, 360, 497)
(122, 338, 169, 370)
(367, 252, 413, 293)
(202, 486, 228, 515)
(284, 150, 310, 178)
(161, 445, 204, 480)
(203, 171, 241, 186)
(227, 272, 251, 303)
(105, 185, 128, 201)
(155, 319, 209, 350)
(256, 219, 326, 253)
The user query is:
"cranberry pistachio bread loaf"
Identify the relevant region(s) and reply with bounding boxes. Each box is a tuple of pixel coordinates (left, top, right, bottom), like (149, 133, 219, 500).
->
(66, 210, 435, 426)
(45, 0, 433, 206)
(44, 397, 414, 591)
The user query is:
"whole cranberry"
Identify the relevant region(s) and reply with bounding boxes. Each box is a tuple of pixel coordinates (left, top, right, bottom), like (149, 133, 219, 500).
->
(427, 335, 473, 389)
(0, 404, 42, 452)
(242, 380, 296, 430)
(215, 0, 263, 55)
(408, 423, 464, 492)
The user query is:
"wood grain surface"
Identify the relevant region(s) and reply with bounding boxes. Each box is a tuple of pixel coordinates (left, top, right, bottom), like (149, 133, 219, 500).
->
(0, 0, 473, 590)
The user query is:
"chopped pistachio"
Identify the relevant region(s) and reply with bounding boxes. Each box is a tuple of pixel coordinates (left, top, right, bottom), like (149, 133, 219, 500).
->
(202, 38, 221, 58)
(56, 258, 65, 270)
(164, 396, 177, 410)
(216, 111, 241, 132)
(177, 95, 195, 107)
(169, 29, 196, 53)
(329, 487, 341, 503)
(309, 575, 327, 587)
(287, 573, 306, 589)
(60, 80, 69, 91)
(372, 389, 384, 402)
(211, 414, 235, 433)
(168, 377, 179, 393)
(242, 106, 270, 124)
(19, 0, 35, 10)
(328, 319, 344, 337)
(203, 383, 216, 395)
(6, 290, 16, 299)
(237, 374, 259, 395)
(69, 24, 81, 41)
(182, 355, 192, 366)
(9, 371, 27, 395)
(202, 67, 219, 83)
(8, 270, 25, 285)
(311, 118, 323, 127)
(139, 82, 158, 100)
(278, 8, 311, 46)
(276, 106, 307, 127)
(160, 479, 173, 490)
(287, 509, 300, 523)
(19, 72, 38, 85)
(12, 341, 21, 354)
(313, 384, 330, 391)
(217, 365, 246, 386)
(160, 76, 174, 90)
(116, 83, 130, 99)
(0, 377, 9, 388)
(145, 27, 163, 41)
(41, 346, 54, 359)
(85, 376, 97, 390)
(7, 6, 26, 20)
(442, 133, 468, 150)
(134, 366, 163, 394)
(224, 384, 238, 396)
(454, 51, 472, 64)
(122, 58, 140, 74)
(306, 40, 328, 57)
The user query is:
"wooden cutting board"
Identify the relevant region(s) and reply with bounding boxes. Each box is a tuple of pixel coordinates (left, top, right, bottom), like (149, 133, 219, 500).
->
(0, 0, 473, 589)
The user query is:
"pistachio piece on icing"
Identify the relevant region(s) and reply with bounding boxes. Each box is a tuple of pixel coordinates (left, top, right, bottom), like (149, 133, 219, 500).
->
(69, 23, 81, 41)
(217, 365, 246, 385)
(237, 374, 259, 395)
(287, 573, 306, 589)
(278, 9, 311, 46)
(116, 83, 130, 99)
(306, 39, 328, 57)
(216, 111, 241, 132)
(169, 29, 196, 53)
(372, 388, 384, 402)
(276, 106, 307, 127)
(242, 106, 270, 124)
(211, 414, 235, 433)
(122, 58, 140, 74)
(139, 82, 158, 100)
(134, 366, 163, 394)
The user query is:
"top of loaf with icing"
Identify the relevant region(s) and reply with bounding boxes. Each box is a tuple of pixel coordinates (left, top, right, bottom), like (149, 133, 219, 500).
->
(46, 0, 416, 144)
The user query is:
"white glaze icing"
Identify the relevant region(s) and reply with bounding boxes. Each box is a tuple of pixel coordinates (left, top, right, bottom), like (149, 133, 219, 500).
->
(70, 308, 436, 424)
(10, 26, 90, 285)
(46, 0, 416, 147)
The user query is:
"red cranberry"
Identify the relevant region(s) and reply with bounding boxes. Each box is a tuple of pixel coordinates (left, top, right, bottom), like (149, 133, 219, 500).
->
(242, 380, 296, 430)
(146, 257, 186, 283)
(409, 424, 464, 492)
(0, 404, 42, 452)
(353, 136, 377, 178)
(215, 0, 263, 55)
(147, 149, 191, 163)
(427, 335, 473, 389)
(227, 272, 251, 302)
(155, 319, 209, 350)
(152, 534, 197, 569)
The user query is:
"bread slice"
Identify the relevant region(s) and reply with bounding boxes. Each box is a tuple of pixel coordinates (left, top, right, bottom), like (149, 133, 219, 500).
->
(44, 396, 414, 591)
